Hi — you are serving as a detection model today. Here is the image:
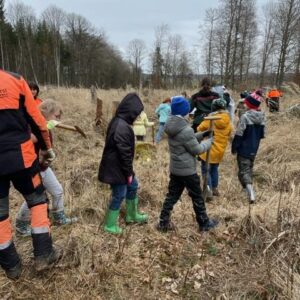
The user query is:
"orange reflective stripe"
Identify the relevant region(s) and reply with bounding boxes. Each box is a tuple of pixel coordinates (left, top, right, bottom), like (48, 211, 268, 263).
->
(0, 218, 12, 244)
(21, 139, 37, 168)
(32, 174, 41, 188)
(31, 203, 50, 229)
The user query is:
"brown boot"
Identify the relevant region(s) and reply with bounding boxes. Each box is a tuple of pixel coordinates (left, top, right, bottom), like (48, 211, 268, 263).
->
(212, 188, 220, 197)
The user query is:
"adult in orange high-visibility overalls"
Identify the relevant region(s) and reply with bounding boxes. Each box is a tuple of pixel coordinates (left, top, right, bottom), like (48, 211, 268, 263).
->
(0, 70, 61, 280)
(266, 89, 282, 112)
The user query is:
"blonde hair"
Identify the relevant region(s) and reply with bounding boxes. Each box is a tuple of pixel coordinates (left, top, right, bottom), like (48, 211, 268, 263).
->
(39, 99, 63, 119)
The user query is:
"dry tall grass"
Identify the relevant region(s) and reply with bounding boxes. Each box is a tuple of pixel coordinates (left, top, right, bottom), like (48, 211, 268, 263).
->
(0, 86, 299, 299)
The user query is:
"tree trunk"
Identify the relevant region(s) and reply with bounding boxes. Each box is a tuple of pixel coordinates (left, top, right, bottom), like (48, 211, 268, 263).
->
(0, 26, 4, 69)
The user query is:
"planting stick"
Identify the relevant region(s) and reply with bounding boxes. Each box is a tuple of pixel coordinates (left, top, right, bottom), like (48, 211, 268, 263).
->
(152, 125, 155, 144)
(55, 123, 87, 138)
(202, 116, 221, 201)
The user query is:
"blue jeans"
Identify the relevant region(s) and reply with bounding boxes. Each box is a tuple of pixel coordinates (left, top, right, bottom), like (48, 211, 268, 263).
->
(201, 160, 219, 189)
(109, 177, 138, 210)
(155, 122, 165, 143)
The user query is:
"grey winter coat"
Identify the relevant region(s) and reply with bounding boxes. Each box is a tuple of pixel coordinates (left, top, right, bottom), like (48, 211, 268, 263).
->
(165, 115, 212, 176)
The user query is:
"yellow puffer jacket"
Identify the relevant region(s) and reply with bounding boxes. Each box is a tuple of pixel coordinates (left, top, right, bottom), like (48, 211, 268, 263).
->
(133, 111, 154, 136)
(198, 111, 233, 163)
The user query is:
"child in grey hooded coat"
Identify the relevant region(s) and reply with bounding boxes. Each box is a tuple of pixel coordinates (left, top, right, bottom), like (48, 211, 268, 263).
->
(157, 96, 218, 232)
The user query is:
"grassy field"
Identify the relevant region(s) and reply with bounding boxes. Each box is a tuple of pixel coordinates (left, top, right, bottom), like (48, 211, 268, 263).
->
(0, 86, 300, 299)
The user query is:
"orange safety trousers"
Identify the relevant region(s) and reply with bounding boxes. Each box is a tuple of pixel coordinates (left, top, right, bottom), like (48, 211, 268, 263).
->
(0, 161, 52, 270)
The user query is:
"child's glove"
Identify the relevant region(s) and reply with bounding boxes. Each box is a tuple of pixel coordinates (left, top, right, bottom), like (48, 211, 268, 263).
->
(127, 176, 133, 185)
(202, 130, 213, 138)
(198, 138, 213, 154)
(47, 119, 60, 130)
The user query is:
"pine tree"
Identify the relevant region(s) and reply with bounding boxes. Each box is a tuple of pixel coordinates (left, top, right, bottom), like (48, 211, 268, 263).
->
(0, 0, 6, 68)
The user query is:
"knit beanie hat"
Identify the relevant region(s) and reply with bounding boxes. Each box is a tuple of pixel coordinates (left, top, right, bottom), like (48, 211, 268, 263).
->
(211, 98, 227, 111)
(240, 91, 248, 99)
(171, 96, 190, 116)
(244, 91, 262, 110)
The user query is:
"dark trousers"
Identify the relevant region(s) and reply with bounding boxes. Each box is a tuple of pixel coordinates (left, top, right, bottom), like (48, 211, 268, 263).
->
(237, 155, 254, 188)
(268, 98, 279, 112)
(0, 161, 52, 270)
(159, 173, 209, 226)
(136, 135, 144, 141)
(109, 177, 138, 210)
(201, 160, 219, 189)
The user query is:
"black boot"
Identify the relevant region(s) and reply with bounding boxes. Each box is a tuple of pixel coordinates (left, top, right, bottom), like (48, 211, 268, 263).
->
(199, 219, 219, 232)
(5, 260, 22, 280)
(156, 220, 176, 232)
(0, 243, 22, 280)
(34, 247, 63, 272)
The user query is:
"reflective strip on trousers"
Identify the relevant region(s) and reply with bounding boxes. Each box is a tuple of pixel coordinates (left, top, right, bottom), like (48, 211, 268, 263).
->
(31, 226, 50, 234)
(0, 240, 12, 250)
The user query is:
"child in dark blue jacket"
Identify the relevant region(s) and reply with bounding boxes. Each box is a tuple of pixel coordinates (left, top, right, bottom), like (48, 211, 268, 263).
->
(232, 91, 266, 204)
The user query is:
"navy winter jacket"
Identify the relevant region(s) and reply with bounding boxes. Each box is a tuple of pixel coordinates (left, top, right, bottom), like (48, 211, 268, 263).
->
(231, 110, 265, 159)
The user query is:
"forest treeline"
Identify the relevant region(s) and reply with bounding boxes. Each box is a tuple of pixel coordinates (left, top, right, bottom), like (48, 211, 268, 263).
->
(0, 0, 299, 89)
(0, 0, 130, 88)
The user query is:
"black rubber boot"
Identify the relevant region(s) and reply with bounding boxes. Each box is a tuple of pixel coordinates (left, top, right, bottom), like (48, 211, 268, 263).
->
(199, 219, 219, 232)
(0, 243, 21, 280)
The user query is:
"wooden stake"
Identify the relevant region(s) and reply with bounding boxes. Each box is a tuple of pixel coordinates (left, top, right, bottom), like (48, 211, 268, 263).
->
(95, 98, 103, 126)
(90, 85, 97, 103)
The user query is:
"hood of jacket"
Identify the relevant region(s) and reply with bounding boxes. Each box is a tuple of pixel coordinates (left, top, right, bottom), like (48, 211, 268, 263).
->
(116, 93, 144, 125)
(245, 110, 265, 125)
(165, 115, 188, 137)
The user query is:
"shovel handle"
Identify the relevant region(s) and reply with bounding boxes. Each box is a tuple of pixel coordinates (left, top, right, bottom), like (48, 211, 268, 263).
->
(202, 120, 214, 200)
(56, 123, 87, 138)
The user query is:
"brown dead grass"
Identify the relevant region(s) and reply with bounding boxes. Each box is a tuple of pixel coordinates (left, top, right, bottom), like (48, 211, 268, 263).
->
(0, 86, 300, 299)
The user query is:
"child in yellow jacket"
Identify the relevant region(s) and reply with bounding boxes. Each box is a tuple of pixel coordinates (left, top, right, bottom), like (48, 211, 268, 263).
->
(133, 111, 154, 141)
(197, 98, 233, 198)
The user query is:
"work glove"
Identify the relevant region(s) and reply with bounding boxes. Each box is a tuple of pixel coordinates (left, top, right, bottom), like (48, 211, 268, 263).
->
(202, 130, 213, 138)
(127, 175, 133, 185)
(45, 148, 56, 162)
(198, 137, 213, 154)
(195, 130, 212, 142)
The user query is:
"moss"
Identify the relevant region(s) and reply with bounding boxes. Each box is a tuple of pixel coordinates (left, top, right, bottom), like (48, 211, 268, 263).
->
(135, 142, 157, 161)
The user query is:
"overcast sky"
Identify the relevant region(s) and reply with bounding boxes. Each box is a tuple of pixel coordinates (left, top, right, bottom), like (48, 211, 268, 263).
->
(5, 0, 270, 59)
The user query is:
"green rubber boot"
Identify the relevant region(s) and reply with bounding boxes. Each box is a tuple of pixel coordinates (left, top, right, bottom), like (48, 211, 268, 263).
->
(125, 197, 148, 224)
(104, 209, 122, 234)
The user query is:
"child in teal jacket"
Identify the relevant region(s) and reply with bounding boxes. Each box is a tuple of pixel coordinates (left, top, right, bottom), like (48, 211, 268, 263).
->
(155, 97, 171, 143)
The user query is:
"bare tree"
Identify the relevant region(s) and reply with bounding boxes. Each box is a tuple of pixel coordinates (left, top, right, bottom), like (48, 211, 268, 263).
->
(42, 5, 66, 87)
(7, 0, 37, 80)
(274, 0, 300, 87)
(293, 23, 300, 85)
(259, 2, 277, 86)
(154, 23, 169, 49)
(127, 38, 147, 87)
(202, 8, 218, 80)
